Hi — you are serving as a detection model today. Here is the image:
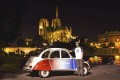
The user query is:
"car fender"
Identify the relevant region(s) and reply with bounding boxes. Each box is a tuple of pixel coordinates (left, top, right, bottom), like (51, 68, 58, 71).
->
(33, 59, 51, 70)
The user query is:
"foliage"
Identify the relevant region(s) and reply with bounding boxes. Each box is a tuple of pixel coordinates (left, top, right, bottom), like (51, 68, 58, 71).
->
(31, 35, 44, 47)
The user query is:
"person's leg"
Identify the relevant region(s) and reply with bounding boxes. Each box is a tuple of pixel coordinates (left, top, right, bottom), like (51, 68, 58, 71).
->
(75, 59, 80, 75)
(80, 60, 84, 76)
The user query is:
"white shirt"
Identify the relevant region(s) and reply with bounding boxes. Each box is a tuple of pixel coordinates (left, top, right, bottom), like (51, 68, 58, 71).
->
(74, 47, 83, 59)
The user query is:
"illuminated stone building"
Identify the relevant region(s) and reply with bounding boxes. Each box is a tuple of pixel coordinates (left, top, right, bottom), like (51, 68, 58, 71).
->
(98, 31, 120, 48)
(98, 31, 120, 43)
(90, 31, 120, 48)
(89, 31, 120, 64)
(39, 6, 75, 43)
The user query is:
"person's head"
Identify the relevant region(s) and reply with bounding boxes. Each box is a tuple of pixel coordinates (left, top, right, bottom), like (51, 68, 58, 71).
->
(75, 42, 79, 47)
(78, 39, 80, 43)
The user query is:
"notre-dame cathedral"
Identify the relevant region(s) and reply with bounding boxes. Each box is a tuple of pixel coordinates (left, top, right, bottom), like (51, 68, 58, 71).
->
(38, 6, 75, 43)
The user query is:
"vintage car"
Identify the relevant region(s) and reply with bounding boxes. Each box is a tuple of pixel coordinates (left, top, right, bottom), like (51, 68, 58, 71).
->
(23, 48, 90, 78)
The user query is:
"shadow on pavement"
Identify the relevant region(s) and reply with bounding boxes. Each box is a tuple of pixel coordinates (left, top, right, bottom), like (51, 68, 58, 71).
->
(26, 71, 92, 78)
(0, 70, 27, 80)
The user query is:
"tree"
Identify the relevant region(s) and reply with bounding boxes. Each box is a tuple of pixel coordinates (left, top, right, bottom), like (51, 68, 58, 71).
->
(31, 35, 44, 47)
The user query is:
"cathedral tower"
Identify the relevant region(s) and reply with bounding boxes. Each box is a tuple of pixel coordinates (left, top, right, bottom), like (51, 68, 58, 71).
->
(51, 6, 61, 28)
(39, 19, 49, 39)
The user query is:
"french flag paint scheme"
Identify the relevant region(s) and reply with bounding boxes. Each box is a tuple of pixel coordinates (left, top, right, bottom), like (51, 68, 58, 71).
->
(59, 59, 77, 70)
(33, 58, 77, 71)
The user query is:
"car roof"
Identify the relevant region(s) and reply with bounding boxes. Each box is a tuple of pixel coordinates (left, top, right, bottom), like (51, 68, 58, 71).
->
(46, 48, 68, 51)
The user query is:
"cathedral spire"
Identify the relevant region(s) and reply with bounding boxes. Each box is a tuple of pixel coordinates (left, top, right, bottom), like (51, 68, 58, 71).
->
(51, 4, 61, 27)
(56, 6, 58, 19)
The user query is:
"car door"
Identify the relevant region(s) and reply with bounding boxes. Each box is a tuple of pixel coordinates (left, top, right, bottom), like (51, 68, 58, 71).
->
(49, 50, 61, 70)
(60, 50, 75, 70)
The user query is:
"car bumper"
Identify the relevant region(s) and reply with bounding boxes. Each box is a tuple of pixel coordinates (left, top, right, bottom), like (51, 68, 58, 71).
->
(23, 66, 32, 72)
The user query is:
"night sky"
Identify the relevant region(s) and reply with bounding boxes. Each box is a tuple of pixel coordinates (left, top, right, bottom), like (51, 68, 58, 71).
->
(1, 0, 120, 41)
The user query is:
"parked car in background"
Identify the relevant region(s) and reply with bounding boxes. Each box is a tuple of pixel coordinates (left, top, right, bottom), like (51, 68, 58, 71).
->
(23, 48, 90, 78)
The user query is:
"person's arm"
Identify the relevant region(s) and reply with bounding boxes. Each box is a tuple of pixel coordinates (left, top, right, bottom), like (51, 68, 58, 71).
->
(80, 47, 83, 52)
(64, 48, 73, 53)
(68, 49, 73, 52)
(81, 47, 84, 60)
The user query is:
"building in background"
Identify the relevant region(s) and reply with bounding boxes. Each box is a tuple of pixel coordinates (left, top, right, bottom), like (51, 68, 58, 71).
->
(89, 31, 120, 64)
(90, 31, 120, 48)
(39, 6, 75, 43)
(98, 31, 120, 48)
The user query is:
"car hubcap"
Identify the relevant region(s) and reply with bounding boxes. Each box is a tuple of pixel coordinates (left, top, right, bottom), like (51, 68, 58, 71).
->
(41, 71, 49, 77)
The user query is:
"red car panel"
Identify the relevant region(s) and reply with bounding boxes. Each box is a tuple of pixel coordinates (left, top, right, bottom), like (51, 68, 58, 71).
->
(33, 59, 51, 70)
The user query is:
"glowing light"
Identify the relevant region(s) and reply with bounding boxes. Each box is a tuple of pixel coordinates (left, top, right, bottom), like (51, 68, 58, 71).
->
(115, 55, 120, 60)
(117, 39, 119, 41)
(115, 55, 120, 64)
(89, 57, 94, 63)
(90, 43, 93, 46)
(4, 47, 37, 54)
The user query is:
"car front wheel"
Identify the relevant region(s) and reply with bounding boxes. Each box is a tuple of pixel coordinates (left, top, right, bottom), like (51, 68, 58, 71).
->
(83, 67, 88, 75)
(38, 70, 50, 78)
(74, 67, 88, 76)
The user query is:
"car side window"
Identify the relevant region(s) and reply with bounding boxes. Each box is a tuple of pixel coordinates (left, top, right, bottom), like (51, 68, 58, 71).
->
(42, 51, 50, 58)
(61, 51, 70, 58)
(50, 51, 60, 58)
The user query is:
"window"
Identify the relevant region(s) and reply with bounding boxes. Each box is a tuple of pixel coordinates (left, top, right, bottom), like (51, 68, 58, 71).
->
(50, 51, 60, 58)
(42, 51, 50, 58)
(61, 51, 70, 58)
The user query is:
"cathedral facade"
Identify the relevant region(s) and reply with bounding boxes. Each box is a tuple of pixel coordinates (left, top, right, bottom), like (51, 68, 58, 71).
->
(38, 7, 75, 43)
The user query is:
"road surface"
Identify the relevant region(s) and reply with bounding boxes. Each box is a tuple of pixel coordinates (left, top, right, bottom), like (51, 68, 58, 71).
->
(0, 64, 120, 80)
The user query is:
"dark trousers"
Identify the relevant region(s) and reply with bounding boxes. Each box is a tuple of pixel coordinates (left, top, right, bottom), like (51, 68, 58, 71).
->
(76, 59, 84, 75)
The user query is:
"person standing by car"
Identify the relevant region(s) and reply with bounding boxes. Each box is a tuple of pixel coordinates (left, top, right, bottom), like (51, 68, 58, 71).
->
(74, 40, 84, 76)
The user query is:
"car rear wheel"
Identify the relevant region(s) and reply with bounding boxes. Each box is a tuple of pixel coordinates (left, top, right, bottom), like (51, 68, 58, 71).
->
(38, 70, 50, 78)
